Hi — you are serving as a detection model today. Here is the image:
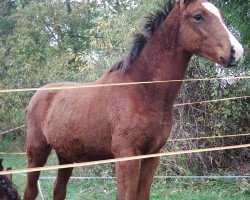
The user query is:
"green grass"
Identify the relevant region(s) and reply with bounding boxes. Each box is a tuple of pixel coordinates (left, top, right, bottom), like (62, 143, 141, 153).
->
(1, 154, 250, 200)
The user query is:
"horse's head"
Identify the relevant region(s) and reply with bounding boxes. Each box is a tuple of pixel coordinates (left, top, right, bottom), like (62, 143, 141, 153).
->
(179, 0, 244, 67)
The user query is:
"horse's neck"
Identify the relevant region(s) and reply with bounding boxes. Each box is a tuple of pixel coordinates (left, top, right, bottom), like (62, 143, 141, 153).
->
(127, 5, 192, 110)
(133, 4, 190, 78)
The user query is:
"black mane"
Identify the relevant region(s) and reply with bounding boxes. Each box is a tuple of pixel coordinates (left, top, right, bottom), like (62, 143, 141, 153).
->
(109, 0, 175, 73)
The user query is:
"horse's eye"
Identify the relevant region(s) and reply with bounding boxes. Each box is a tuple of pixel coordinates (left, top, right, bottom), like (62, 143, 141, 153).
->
(194, 14, 203, 21)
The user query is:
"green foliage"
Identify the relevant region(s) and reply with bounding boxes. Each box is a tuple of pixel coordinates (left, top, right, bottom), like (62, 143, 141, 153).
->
(216, 0, 250, 66)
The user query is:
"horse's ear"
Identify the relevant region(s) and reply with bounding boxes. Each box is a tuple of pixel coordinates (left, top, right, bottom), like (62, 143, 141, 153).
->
(179, 0, 195, 12)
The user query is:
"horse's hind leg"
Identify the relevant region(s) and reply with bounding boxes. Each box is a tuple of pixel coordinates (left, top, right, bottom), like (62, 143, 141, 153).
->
(53, 155, 73, 200)
(24, 129, 51, 200)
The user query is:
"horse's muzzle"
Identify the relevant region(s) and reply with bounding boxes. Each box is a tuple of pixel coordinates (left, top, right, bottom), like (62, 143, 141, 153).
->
(220, 47, 237, 68)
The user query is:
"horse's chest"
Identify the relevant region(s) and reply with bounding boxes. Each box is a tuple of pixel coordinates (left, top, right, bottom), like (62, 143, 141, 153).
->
(120, 111, 172, 154)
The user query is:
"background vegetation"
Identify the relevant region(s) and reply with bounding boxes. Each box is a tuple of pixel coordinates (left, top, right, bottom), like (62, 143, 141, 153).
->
(0, 0, 249, 198)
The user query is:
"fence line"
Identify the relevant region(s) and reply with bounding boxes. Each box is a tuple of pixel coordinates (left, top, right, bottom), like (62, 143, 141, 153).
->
(0, 76, 249, 94)
(0, 125, 25, 136)
(168, 132, 250, 142)
(0, 152, 27, 155)
(18, 173, 250, 180)
(0, 132, 249, 155)
(173, 96, 249, 106)
(1, 95, 249, 136)
(0, 143, 249, 175)
(36, 176, 250, 180)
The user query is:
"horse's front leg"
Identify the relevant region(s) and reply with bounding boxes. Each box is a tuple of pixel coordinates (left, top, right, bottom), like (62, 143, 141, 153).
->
(136, 157, 160, 200)
(114, 149, 141, 200)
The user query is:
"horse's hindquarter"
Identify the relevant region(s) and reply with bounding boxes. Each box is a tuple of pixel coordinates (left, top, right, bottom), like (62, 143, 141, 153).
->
(30, 82, 113, 162)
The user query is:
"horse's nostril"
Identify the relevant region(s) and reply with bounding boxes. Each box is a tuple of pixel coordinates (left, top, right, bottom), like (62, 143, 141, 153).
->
(230, 48, 236, 64)
(231, 47, 235, 54)
(220, 57, 228, 65)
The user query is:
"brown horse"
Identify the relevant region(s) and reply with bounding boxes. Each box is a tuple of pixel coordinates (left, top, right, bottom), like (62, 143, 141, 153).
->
(0, 159, 21, 200)
(24, 0, 244, 199)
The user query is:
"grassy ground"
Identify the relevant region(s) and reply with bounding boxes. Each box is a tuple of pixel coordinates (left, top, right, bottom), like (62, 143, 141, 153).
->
(1, 154, 250, 200)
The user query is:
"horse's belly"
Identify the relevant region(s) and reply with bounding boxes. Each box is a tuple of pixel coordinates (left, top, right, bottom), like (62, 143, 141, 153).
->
(55, 142, 114, 163)
(50, 135, 113, 162)
(44, 123, 113, 162)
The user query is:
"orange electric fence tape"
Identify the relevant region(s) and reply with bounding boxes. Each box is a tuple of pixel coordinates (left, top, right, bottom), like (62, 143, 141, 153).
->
(173, 96, 249, 106)
(167, 132, 250, 142)
(0, 152, 27, 155)
(1, 95, 249, 136)
(0, 76, 249, 93)
(0, 132, 249, 155)
(0, 125, 25, 136)
(0, 143, 249, 175)
(0, 95, 249, 156)
(0, 76, 249, 167)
